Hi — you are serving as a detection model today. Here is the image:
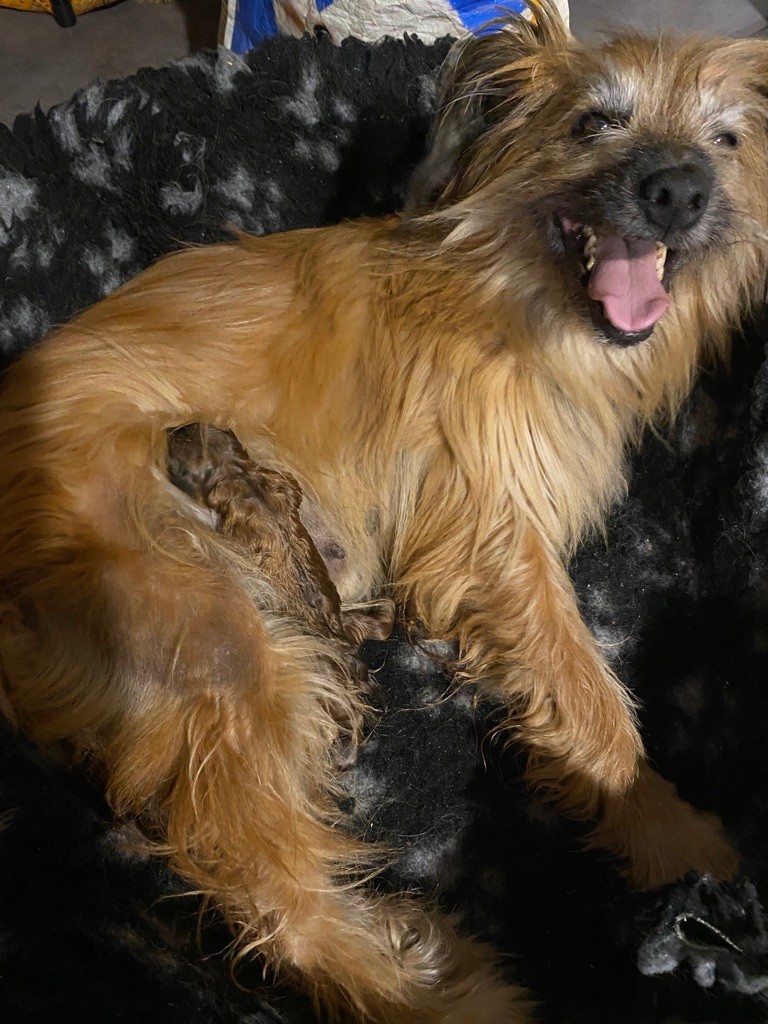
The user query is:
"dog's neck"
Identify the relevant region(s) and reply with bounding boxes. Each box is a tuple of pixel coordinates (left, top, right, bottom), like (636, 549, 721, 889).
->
(364, 246, 721, 557)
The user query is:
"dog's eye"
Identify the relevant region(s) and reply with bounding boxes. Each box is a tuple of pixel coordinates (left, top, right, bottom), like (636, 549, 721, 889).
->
(713, 131, 739, 149)
(573, 111, 613, 139)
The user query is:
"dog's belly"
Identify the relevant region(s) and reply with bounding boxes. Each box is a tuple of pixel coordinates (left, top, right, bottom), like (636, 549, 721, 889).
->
(233, 433, 389, 604)
(299, 496, 383, 603)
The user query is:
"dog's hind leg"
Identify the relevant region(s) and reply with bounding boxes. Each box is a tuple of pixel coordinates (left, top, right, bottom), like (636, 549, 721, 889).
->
(0, 545, 530, 1024)
(0, 393, 529, 1023)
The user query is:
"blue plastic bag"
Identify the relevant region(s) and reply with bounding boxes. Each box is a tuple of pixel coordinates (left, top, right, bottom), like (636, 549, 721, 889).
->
(220, 1, 537, 55)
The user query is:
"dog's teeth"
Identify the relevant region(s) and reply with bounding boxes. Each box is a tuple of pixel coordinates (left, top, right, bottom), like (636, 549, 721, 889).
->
(581, 226, 597, 274)
(656, 243, 668, 281)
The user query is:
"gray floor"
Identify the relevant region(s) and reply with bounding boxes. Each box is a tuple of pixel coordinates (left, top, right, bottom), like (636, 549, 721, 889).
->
(0, 0, 219, 124)
(569, 0, 768, 39)
(0, 0, 767, 125)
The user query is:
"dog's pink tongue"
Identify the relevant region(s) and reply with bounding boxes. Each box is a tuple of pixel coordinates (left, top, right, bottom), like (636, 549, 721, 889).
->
(587, 236, 669, 333)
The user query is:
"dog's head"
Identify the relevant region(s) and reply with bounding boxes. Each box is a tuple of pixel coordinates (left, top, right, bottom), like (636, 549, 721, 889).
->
(408, 2, 768, 347)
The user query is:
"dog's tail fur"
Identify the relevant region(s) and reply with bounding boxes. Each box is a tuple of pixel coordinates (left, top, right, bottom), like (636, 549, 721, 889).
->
(0, 326, 529, 1023)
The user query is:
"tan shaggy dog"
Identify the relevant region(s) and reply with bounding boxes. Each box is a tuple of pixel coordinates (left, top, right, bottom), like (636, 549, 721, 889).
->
(0, 2, 766, 1020)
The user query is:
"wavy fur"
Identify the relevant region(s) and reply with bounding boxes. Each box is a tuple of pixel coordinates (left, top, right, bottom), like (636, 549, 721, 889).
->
(2, 3, 768, 1019)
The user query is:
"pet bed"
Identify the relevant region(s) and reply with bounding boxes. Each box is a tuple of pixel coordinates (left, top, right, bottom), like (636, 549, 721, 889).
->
(1, 34, 768, 1024)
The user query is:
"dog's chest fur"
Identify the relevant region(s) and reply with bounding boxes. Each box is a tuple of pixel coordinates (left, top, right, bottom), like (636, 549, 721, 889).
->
(251, 332, 638, 605)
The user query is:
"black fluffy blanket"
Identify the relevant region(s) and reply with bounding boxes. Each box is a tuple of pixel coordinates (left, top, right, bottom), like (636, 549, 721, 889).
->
(2, 35, 768, 1024)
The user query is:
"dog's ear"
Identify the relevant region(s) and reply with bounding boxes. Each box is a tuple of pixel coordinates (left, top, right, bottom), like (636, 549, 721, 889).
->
(713, 37, 768, 107)
(405, 1, 571, 214)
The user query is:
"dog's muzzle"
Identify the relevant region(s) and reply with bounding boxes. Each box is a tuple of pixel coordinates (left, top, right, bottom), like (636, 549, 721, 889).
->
(559, 145, 715, 346)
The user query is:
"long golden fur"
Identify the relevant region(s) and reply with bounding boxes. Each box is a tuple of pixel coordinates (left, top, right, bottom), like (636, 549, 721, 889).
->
(1, 3, 767, 1020)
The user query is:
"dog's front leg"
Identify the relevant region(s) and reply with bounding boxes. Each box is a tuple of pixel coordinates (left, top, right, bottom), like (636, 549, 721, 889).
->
(401, 521, 738, 889)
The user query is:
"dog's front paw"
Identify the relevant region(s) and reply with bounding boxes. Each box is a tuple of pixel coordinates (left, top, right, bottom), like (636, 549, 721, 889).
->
(594, 765, 740, 890)
(637, 872, 768, 997)
(622, 805, 740, 890)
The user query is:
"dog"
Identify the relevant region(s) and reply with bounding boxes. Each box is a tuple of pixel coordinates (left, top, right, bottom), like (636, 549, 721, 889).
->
(0, 2, 765, 1020)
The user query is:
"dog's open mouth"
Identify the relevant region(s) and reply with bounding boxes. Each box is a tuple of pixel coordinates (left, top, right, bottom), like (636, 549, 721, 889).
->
(560, 217, 672, 346)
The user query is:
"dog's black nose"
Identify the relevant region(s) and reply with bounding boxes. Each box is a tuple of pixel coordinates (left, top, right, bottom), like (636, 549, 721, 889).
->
(638, 164, 711, 235)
